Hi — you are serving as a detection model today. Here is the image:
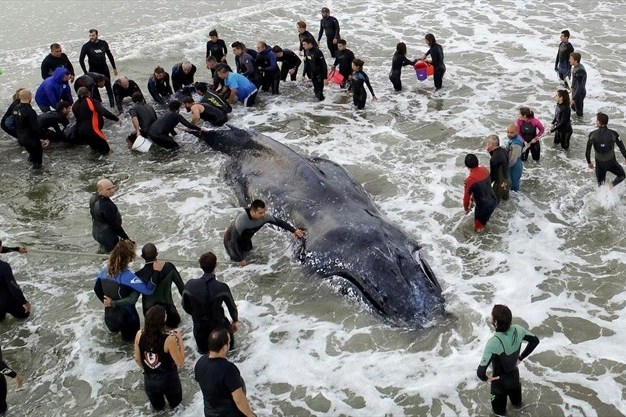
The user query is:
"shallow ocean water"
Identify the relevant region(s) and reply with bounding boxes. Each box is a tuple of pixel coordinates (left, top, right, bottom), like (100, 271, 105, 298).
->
(1, 1, 626, 416)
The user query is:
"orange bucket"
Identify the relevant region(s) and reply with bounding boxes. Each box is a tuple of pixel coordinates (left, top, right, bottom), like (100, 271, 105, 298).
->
(414, 61, 434, 78)
(328, 69, 344, 85)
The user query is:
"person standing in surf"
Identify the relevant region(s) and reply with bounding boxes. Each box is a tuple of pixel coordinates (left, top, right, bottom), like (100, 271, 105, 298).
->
(549, 90, 572, 150)
(0, 344, 23, 415)
(389, 42, 417, 91)
(586, 112, 626, 188)
(79, 29, 118, 109)
(569, 52, 587, 119)
(477, 304, 540, 417)
(348, 58, 376, 110)
(420, 33, 445, 91)
(515, 107, 545, 162)
(485, 135, 511, 203)
(505, 124, 524, 192)
(462, 153, 497, 233)
(555, 30, 574, 86)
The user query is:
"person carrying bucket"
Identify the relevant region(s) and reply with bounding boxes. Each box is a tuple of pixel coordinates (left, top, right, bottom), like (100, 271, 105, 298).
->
(389, 42, 417, 91)
(419, 33, 445, 91)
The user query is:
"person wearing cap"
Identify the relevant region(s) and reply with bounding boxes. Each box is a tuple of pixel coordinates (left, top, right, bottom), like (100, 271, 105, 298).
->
(462, 153, 497, 233)
(34, 66, 73, 112)
(171, 62, 197, 92)
(136, 243, 186, 328)
(318, 7, 341, 58)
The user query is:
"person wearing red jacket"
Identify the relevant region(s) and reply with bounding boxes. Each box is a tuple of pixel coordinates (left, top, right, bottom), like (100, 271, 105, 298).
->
(463, 153, 498, 232)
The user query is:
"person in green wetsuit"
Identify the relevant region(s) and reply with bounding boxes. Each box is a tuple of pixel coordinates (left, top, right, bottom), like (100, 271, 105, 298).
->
(477, 304, 540, 416)
(136, 243, 185, 328)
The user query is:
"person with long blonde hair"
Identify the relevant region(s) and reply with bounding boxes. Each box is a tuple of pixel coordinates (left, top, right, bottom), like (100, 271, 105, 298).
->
(1, 87, 26, 138)
(94, 240, 160, 342)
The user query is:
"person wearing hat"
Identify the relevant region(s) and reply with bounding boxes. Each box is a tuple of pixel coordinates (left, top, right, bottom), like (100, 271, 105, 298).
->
(462, 153, 497, 233)
(135, 243, 185, 328)
(318, 7, 341, 58)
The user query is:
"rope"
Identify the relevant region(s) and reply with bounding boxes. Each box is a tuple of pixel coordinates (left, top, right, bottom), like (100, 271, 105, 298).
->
(26, 248, 198, 265)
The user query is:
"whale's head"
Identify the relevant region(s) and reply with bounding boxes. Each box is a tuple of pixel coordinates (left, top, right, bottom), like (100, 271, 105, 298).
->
(303, 219, 445, 327)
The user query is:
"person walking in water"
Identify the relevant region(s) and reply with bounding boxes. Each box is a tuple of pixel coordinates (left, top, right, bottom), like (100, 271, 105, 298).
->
(477, 304, 540, 417)
(505, 124, 524, 192)
(516, 107, 544, 162)
(317, 7, 341, 58)
(89, 178, 131, 253)
(348, 58, 376, 110)
(389, 42, 417, 91)
(569, 52, 587, 119)
(485, 135, 511, 203)
(420, 33, 445, 91)
(133, 305, 185, 411)
(586, 112, 626, 188)
(549, 89, 572, 150)
(462, 153, 497, 233)
(555, 30, 574, 85)
(224, 199, 304, 266)
(79, 29, 118, 109)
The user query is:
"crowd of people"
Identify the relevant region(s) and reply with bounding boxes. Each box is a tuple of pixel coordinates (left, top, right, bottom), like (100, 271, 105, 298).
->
(0, 9, 623, 417)
(462, 30, 626, 236)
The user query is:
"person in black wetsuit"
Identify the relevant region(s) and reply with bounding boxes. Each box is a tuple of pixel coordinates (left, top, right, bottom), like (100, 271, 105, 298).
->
(206, 30, 228, 75)
(182, 252, 240, 354)
(549, 89, 572, 150)
(90, 178, 131, 253)
(485, 135, 511, 204)
(182, 97, 227, 127)
(569, 52, 586, 118)
(147, 66, 173, 106)
(79, 29, 117, 109)
(318, 7, 341, 58)
(302, 38, 328, 101)
(232, 42, 261, 86)
(73, 72, 108, 105)
(297, 21, 318, 56)
(136, 244, 185, 328)
(348, 59, 376, 110)
(39, 101, 71, 143)
(0, 240, 31, 322)
(205, 57, 232, 92)
(255, 41, 280, 95)
(224, 199, 305, 267)
(171, 62, 197, 92)
(126, 92, 158, 146)
(133, 305, 185, 411)
(586, 112, 626, 188)
(14, 89, 47, 170)
(72, 87, 120, 154)
(112, 76, 142, 113)
(1, 88, 25, 139)
(477, 304, 540, 417)
(273, 45, 301, 82)
(147, 100, 201, 151)
(41, 43, 75, 81)
(389, 42, 417, 91)
(331, 39, 355, 88)
(0, 343, 24, 415)
(194, 82, 232, 114)
(555, 30, 574, 85)
(420, 33, 445, 91)
(194, 329, 256, 417)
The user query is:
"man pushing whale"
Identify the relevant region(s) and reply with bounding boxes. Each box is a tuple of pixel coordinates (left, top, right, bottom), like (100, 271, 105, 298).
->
(224, 199, 304, 266)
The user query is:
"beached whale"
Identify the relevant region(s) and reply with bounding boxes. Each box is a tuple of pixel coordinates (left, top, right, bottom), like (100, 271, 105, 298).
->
(194, 126, 444, 326)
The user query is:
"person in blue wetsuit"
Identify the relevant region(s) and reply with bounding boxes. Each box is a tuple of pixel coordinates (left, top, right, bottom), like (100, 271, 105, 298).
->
(94, 240, 161, 342)
(348, 58, 376, 110)
(255, 41, 280, 95)
(477, 304, 539, 417)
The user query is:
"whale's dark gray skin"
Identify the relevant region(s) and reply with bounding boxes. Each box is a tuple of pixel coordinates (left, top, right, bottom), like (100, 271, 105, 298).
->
(195, 126, 444, 326)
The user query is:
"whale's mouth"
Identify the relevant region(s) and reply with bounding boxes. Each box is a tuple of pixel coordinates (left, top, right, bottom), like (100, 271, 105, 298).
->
(326, 272, 381, 313)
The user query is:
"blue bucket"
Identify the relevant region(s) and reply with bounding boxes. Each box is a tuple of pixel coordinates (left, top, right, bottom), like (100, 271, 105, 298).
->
(415, 68, 427, 81)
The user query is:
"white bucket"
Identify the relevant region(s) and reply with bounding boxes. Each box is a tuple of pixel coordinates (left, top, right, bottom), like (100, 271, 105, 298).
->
(132, 135, 153, 153)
